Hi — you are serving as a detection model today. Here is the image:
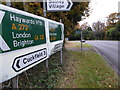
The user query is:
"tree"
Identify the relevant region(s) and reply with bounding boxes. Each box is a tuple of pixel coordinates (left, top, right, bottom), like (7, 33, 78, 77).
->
(104, 13, 120, 39)
(106, 13, 120, 28)
(114, 21, 120, 40)
(92, 21, 105, 40)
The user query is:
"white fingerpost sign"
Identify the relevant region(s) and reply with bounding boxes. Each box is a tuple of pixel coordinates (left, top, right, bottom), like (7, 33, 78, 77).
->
(47, 0, 73, 11)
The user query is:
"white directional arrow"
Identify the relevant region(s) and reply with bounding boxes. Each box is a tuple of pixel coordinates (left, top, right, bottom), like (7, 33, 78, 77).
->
(47, 0, 73, 11)
(66, 0, 73, 10)
(0, 35, 10, 51)
(0, 11, 5, 24)
(0, 11, 10, 52)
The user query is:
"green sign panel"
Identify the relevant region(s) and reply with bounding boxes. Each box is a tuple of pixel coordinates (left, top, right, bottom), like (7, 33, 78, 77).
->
(0, 10, 46, 53)
(49, 22, 62, 42)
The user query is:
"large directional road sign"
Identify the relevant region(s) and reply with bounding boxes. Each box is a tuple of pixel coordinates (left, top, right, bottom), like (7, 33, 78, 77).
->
(0, 4, 64, 83)
(47, 0, 73, 11)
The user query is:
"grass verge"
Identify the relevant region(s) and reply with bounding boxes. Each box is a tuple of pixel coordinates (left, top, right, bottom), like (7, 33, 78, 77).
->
(65, 41, 92, 48)
(55, 50, 118, 88)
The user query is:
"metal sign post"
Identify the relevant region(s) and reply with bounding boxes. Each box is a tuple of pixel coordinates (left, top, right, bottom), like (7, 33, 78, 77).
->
(43, 0, 49, 69)
(43, 0, 47, 17)
(81, 30, 83, 52)
(60, 19, 63, 64)
(5, 1, 19, 88)
(0, 83, 2, 89)
(60, 49, 63, 64)
(12, 76, 19, 88)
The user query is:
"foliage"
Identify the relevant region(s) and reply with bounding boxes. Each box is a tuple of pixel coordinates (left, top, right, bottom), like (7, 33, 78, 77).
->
(93, 30, 104, 40)
(89, 14, 120, 40)
(18, 52, 63, 88)
(71, 14, 120, 41)
(107, 27, 115, 40)
(68, 26, 94, 40)
(106, 13, 120, 28)
(103, 13, 120, 40)
(83, 29, 93, 40)
(11, 2, 25, 11)
(69, 32, 81, 40)
(115, 21, 120, 32)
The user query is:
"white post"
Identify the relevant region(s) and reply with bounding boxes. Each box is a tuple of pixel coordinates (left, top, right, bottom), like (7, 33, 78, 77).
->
(46, 59, 48, 68)
(23, 0, 28, 11)
(43, 0, 48, 68)
(12, 76, 19, 89)
(81, 30, 83, 52)
(60, 19, 63, 64)
(43, 0, 46, 17)
(60, 50, 63, 64)
(0, 83, 2, 89)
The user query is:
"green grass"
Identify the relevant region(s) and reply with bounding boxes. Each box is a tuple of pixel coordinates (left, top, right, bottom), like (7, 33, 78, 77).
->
(66, 41, 92, 48)
(82, 43, 92, 48)
(76, 51, 118, 88)
(56, 50, 118, 88)
(76, 42, 93, 48)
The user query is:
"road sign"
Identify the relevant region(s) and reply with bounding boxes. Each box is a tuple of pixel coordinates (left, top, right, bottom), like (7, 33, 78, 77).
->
(12, 48, 47, 72)
(49, 22, 62, 42)
(47, 0, 73, 11)
(0, 4, 64, 83)
(0, 10, 46, 53)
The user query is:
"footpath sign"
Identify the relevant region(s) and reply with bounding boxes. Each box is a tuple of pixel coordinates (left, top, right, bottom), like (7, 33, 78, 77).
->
(0, 4, 64, 83)
(47, 0, 73, 11)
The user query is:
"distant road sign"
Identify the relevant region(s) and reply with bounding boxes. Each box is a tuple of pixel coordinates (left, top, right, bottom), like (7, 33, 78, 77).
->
(47, 0, 73, 11)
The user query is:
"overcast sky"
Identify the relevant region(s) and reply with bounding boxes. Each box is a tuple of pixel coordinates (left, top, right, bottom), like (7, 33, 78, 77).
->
(79, 0, 119, 26)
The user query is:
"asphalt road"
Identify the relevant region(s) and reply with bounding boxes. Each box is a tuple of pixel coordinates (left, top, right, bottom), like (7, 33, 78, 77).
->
(86, 40, 119, 75)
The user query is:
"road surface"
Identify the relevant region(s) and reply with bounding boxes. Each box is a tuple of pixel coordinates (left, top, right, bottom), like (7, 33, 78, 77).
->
(86, 40, 119, 75)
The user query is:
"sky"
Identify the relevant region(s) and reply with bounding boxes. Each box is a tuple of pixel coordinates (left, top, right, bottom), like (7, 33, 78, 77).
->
(79, 0, 119, 27)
